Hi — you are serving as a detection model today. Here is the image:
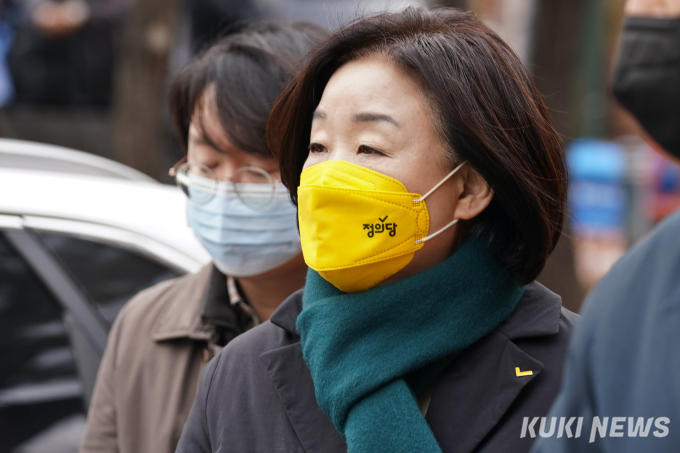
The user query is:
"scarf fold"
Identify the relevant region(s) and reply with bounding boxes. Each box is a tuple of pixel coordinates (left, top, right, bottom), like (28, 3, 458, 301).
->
(297, 236, 526, 453)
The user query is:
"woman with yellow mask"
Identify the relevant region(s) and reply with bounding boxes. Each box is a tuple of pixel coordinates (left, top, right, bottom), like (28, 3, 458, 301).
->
(176, 8, 578, 453)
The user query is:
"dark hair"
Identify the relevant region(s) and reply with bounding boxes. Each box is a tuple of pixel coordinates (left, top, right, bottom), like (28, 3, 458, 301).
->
(169, 20, 328, 157)
(266, 7, 567, 284)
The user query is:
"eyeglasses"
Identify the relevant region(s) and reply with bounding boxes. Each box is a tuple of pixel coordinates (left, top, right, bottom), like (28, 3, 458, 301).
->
(169, 156, 279, 209)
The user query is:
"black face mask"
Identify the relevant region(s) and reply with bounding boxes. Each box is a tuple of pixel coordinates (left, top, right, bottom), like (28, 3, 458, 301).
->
(612, 17, 680, 158)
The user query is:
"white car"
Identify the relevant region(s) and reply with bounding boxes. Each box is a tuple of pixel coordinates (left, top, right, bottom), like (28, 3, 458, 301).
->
(0, 139, 210, 452)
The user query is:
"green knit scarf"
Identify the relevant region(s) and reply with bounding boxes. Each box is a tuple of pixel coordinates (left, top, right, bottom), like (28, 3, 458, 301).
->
(297, 236, 526, 453)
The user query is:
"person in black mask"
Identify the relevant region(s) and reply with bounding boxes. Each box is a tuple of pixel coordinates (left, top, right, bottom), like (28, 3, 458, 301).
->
(531, 1, 680, 452)
(613, 0, 680, 156)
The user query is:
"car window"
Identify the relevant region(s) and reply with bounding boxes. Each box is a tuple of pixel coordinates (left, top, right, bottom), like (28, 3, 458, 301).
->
(37, 233, 181, 326)
(0, 231, 86, 453)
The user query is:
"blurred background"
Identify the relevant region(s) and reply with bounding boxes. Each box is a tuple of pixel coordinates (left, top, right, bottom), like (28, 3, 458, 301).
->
(1, 0, 678, 451)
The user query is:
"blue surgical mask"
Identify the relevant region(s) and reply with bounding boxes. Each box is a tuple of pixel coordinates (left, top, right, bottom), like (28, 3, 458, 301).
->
(186, 180, 301, 277)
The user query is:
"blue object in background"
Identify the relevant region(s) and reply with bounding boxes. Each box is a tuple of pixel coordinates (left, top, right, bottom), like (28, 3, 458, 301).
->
(657, 161, 680, 193)
(0, 21, 14, 107)
(568, 139, 627, 233)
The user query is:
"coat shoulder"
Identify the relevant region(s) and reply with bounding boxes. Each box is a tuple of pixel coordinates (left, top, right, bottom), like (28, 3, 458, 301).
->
(114, 265, 210, 334)
(426, 283, 579, 453)
(105, 265, 213, 367)
(581, 209, 680, 321)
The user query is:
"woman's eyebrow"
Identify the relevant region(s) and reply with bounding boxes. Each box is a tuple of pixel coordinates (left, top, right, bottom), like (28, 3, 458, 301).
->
(312, 110, 399, 127)
(352, 112, 400, 127)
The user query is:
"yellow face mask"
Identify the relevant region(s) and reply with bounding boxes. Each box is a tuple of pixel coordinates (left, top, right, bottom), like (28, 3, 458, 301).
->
(297, 159, 467, 293)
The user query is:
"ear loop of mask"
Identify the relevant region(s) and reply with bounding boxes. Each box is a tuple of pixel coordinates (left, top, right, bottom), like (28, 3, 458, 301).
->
(414, 161, 468, 245)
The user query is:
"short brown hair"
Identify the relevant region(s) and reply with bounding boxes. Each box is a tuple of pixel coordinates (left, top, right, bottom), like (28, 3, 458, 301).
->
(266, 7, 567, 284)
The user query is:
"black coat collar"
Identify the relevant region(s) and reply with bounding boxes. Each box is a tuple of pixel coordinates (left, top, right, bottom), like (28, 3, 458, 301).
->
(265, 281, 563, 453)
(269, 287, 304, 334)
(496, 281, 562, 339)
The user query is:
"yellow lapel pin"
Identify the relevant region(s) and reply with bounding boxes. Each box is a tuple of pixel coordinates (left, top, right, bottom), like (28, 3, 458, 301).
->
(515, 367, 533, 377)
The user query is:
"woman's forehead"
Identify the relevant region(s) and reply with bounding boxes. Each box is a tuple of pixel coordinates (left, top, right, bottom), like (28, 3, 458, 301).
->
(312, 55, 437, 144)
(317, 55, 425, 117)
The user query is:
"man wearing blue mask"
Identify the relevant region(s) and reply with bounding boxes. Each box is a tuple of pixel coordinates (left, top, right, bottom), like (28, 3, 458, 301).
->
(80, 21, 328, 453)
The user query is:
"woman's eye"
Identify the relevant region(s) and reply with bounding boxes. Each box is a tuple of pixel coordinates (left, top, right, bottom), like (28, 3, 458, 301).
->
(358, 145, 384, 155)
(308, 142, 327, 153)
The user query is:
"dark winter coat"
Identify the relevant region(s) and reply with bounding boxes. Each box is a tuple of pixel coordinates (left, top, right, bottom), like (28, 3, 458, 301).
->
(530, 211, 680, 452)
(176, 281, 578, 453)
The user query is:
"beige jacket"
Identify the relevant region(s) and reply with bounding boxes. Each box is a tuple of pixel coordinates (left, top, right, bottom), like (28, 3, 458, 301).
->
(80, 264, 250, 453)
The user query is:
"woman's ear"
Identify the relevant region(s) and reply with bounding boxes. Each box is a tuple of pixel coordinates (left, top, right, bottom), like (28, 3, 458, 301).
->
(452, 166, 493, 220)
